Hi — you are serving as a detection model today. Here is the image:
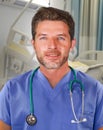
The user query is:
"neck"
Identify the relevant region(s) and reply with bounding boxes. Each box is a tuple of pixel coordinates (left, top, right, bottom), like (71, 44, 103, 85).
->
(40, 62, 70, 88)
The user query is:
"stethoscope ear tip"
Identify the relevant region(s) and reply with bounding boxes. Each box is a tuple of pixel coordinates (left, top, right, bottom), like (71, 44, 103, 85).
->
(71, 120, 76, 123)
(82, 118, 87, 122)
(71, 118, 87, 124)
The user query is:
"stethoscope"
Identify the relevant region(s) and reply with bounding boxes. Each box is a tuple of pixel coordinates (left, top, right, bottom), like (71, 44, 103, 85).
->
(69, 67, 87, 123)
(26, 67, 87, 126)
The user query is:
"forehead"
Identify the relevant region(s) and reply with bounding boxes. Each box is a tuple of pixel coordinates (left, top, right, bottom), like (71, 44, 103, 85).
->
(35, 20, 69, 33)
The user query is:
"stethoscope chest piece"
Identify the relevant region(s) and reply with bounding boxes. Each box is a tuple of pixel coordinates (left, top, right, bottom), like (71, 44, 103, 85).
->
(26, 114, 37, 125)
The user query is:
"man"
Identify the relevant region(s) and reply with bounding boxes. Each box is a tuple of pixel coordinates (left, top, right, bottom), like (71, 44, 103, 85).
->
(0, 7, 103, 130)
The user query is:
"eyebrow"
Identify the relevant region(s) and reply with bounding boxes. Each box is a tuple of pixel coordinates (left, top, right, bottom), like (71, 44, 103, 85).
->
(36, 33, 67, 37)
(57, 33, 67, 37)
(36, 33, 47, 37)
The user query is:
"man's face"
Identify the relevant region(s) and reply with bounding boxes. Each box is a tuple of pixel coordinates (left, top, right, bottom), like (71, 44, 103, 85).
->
(32, 20, 75, 69)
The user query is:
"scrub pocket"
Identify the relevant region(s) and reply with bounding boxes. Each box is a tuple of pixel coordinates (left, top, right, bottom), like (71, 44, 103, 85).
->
(62, 111, 94, 130)
(77, 111, 94, 130)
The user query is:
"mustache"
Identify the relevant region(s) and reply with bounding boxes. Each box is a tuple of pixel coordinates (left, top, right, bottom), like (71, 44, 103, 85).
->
(45, 50, 61, 55)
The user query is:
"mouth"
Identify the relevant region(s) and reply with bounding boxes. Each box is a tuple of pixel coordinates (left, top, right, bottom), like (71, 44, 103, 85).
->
(45, 52, 60, 60)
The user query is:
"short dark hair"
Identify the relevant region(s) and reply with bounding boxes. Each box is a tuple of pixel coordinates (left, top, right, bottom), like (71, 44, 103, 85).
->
(31, 7, 75, 40)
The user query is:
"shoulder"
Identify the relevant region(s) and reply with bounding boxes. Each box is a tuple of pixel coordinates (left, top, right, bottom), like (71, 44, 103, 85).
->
(75, 69, 103, 91)
(2, 70, 33, 91)
(9, 70, 32, 82)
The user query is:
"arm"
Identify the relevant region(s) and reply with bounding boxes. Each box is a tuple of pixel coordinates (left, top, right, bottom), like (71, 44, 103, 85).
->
(0, 121, 11, 130)
(95, 82, 103, 130)
(0, 82, 11, 130)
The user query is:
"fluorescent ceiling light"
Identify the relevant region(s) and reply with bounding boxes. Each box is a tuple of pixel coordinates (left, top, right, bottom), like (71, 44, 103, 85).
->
(23, 0, 50, 7)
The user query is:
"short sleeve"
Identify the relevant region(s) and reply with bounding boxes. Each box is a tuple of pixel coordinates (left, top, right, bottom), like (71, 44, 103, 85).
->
(0, 81, 11, 125)
(94, 81, 103, 130)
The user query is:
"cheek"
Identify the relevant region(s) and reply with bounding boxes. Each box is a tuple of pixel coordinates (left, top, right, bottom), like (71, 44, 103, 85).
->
(60, 46, 70, 54)
(34, 45, 46, 56)
(34, 43, 45, 51)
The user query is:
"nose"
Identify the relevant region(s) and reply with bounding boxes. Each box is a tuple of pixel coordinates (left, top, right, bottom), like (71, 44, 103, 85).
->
(48, 38, 57, 49)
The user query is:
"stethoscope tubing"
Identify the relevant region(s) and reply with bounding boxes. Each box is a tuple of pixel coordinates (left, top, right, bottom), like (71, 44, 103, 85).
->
(27, 66, 86, 125)
(29, 67, 39, 114)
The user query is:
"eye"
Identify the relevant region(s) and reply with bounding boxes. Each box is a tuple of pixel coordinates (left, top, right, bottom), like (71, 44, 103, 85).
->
(57, 36, 65, 41)
(39, 36, 47, 40)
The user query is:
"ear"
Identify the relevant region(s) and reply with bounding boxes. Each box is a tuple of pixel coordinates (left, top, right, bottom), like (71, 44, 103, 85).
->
(70, 38, 76, 51)
(31, 39, 35, 48)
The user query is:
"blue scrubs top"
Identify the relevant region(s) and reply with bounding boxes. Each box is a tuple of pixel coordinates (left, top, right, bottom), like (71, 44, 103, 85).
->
(0, 69, 103, 130)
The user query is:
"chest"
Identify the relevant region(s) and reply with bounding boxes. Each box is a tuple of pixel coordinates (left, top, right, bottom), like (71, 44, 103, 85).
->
(10, 80, 96, 130)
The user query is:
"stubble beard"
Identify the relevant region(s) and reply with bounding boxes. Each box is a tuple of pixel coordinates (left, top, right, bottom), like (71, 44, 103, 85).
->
(36, 55, 68, 69)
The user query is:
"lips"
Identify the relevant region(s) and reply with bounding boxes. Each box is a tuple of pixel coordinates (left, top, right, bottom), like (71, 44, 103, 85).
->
(45, 51, 60, 60)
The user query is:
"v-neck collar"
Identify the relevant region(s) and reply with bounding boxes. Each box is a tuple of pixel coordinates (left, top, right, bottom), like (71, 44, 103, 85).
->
(35, 69, 72, 101)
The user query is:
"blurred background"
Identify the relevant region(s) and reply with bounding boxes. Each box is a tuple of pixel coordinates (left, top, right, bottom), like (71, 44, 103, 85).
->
(0, 0, 103, 89)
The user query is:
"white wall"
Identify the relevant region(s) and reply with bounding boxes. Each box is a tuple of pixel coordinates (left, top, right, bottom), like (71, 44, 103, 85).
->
(0, 4, 35, 88)
(0, 4, 34, 52)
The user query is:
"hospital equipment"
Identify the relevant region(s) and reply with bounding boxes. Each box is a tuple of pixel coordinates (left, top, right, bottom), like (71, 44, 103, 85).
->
(26, 67, 87, 125)
(75, 50, 103, 84)
(69, 67, 87, 123)
(0, 0, 39, 90)
(26, 67, 38, 125)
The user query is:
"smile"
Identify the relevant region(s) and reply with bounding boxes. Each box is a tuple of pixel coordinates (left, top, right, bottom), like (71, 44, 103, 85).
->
(45, 53, 60, 60)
